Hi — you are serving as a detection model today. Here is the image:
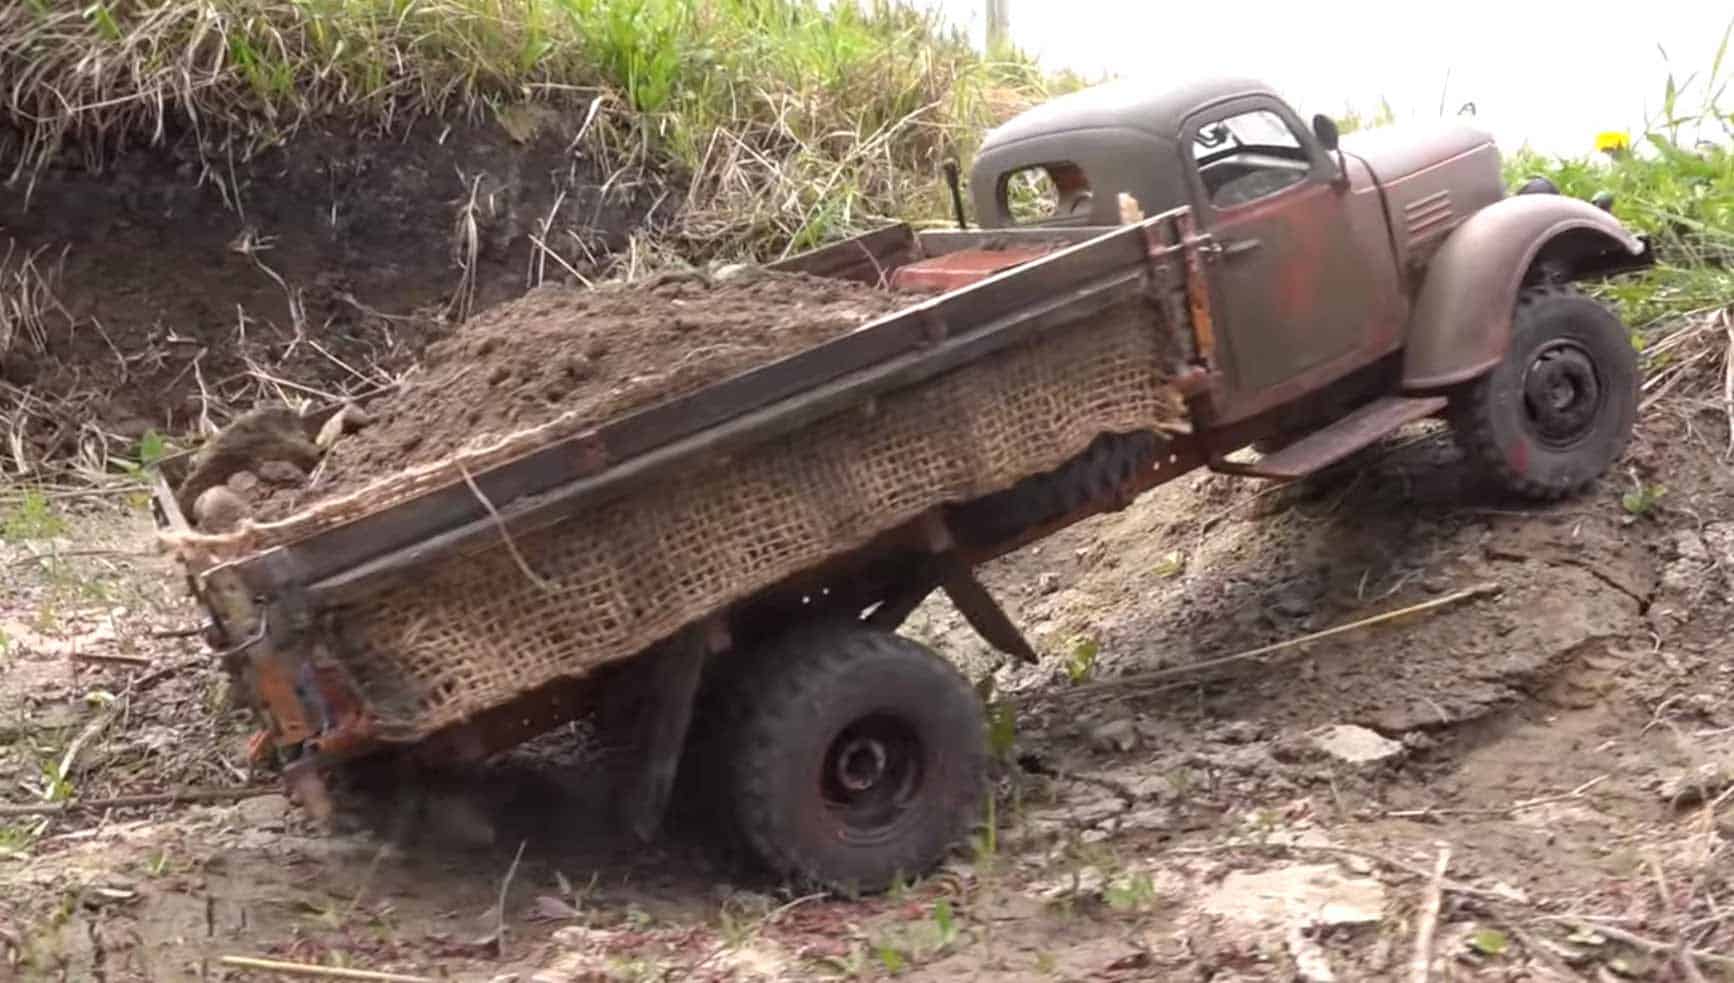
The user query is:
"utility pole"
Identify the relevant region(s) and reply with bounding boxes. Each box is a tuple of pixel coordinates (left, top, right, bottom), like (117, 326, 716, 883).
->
(985, 0, 1009, 53)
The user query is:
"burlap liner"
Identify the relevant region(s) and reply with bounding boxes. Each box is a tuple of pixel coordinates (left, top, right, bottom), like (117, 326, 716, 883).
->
(165, 299, 1186, 741)
(332, 302, 1186, 738)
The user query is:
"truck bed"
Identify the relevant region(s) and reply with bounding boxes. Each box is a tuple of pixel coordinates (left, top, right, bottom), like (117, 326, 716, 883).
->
(157, 209, 1208, 752)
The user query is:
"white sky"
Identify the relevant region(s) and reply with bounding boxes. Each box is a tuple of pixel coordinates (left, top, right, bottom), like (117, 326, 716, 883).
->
(917, 1, 1732, 157)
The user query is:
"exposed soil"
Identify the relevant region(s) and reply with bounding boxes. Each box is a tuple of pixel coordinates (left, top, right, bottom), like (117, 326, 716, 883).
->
(5, 371, 1731, 981)
(12, 76, 1726, 983)
(0, 106, 665, 468)
(249, 269, 916, 520)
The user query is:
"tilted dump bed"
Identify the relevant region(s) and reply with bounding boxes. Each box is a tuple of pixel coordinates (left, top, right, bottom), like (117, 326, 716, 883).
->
(154, 208, 1210, 762)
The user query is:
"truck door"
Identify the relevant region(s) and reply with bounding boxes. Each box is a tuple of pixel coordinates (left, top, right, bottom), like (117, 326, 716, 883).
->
(1179, 98, 1405, 424)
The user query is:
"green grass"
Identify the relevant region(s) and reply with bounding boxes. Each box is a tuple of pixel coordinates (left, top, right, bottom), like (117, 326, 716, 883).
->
(2, 2, 1724, 313)
(0, 0, 1075, 259)
(1505, 23, 1732, 329)
(1, 489, 67, 542)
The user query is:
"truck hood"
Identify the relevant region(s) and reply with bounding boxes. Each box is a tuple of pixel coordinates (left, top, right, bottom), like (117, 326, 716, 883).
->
(1339, 120, 1497, 184)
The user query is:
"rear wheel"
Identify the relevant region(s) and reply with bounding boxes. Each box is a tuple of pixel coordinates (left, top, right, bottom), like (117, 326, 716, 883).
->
(1449, 283, 1637, 499)
(724, 625, 986, 894)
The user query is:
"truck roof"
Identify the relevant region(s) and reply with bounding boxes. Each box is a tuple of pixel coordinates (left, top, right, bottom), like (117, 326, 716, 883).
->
(979, 75, 1279, 150)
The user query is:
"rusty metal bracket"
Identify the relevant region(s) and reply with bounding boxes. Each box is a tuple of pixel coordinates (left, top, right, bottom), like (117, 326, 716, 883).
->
(212, 608, 270, 671)
(621, 623, 715, 843)
(940, 557, 1039, 665)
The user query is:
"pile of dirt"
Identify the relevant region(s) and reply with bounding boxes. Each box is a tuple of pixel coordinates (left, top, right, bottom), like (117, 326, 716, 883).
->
(196, 269, 916, 525)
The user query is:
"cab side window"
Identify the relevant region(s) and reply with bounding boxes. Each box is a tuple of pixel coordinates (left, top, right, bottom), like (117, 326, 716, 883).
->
(1000, 162, 1093, 226)
(1188, 108, 1312, 210)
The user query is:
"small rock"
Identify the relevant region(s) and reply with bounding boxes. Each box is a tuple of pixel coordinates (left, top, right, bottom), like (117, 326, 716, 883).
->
(257, 460, 308, 487)
(1288, 923, 1336, 982)
(111, 417, 155, 440)
(1401, 731, 1439, 751)
(1310, 725, 1404, 766)
(193, 485, 248, 533)
(1089, 718, 1139, 753)
(225, 470, 261, 495)
(1202, 864, 1386, 930)
(1119, 806, 1175, 832)
(1271, 587, 1316, 618)
(1214, 720, 1263, 745)
(1036, 572, 1062, 596)
(235, 793, 292, 829)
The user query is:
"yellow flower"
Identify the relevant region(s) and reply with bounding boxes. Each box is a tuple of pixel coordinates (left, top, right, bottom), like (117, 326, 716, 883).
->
(1595, 130, 1630, 153)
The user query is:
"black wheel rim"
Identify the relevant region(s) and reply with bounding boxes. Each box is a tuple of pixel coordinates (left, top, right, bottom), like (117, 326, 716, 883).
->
(820, 713, 924, 845)
(1520, 340, 1604, 447)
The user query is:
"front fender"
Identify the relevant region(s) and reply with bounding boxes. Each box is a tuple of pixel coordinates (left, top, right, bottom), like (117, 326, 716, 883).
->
(1400, 194, 1649, 392)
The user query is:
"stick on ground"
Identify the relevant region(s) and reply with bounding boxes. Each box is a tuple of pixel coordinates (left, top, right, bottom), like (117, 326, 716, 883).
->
(0, 786, 275, 818)
(1410, 842, 1452, 983)
(217, 955, 433, 982)
(1060, 582, 1502, 699)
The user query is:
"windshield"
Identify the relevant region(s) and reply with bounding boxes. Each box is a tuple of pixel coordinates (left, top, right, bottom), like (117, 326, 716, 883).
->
(1192, 109, 1303, 161)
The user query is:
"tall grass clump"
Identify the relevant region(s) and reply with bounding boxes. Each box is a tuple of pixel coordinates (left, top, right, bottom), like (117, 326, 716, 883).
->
(0, 0, 1076, 258)
(1504, 20, 1733, 329)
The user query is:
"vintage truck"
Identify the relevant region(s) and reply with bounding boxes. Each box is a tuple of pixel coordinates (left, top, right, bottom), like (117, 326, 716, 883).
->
(152, 74, 1652, 894)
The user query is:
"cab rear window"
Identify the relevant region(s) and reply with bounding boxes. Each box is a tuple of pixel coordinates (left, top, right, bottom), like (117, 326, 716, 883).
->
(1000, 162, 1092, 225)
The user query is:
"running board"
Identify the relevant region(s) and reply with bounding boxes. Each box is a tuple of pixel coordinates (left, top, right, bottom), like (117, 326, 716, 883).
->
(1215, 395, 1449, 481)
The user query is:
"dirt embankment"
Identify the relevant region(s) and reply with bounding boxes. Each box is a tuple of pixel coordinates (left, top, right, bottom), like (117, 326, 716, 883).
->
(0, 107, 666, 466)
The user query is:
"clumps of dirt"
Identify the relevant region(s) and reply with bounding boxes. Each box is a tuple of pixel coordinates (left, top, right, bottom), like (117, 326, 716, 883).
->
(221, 269, 915, 523)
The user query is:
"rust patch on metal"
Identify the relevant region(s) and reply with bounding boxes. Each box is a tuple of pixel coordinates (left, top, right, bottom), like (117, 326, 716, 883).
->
(888, 245, 1056, 293)
(253, 652, 313, 746)
(1173, 210, 1218, 366)
(305, 707, 378, 761)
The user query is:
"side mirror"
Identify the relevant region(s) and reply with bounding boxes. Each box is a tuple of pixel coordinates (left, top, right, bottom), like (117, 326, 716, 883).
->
(1312, 113, 1348, 190)
(1311, 113, 1340, 152)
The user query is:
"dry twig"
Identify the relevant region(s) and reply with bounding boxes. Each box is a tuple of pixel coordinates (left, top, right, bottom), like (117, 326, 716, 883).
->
(1410, 843, 1451, 983)
(0, 785, 275, 818)
(1548, 919, 1734, 973)
(1058, 582, 1502, 700)
(216, 956, 432, 982)
(1646, 853, 1709, 983)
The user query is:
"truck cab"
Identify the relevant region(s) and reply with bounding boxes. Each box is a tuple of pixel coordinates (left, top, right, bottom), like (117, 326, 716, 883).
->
(961, 75, 1653, 496)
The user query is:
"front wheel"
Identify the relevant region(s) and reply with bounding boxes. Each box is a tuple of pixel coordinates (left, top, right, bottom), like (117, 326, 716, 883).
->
(724, 625, 987, 894)
(1449, 283, 1637, 499)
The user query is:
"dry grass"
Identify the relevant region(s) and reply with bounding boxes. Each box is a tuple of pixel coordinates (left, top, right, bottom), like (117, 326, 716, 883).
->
(0, 0, 1073, 259)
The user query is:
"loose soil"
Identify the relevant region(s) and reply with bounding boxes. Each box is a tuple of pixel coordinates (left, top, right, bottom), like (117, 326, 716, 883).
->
(6, 373, 1731, 981)
(251, 270, 917, 520)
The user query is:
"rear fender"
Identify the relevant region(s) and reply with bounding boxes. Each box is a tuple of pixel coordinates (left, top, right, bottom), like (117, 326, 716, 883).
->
(1400, 194, 1650, 392)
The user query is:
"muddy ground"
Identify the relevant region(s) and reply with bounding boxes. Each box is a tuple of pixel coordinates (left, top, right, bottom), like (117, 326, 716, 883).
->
(2, 359, 1730, 980)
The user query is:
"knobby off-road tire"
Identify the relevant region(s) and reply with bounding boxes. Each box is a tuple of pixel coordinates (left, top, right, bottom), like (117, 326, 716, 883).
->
(1450, 283, 1637, 500)
(724, 624, 987, 895)
(947, 430, 1161, 548)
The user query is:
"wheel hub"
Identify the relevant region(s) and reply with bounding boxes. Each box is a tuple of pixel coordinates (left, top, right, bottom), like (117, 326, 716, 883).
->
(835, 737, 889, 792)
(820, 714, 923, 844)
(1521, 342, 1602, 446)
